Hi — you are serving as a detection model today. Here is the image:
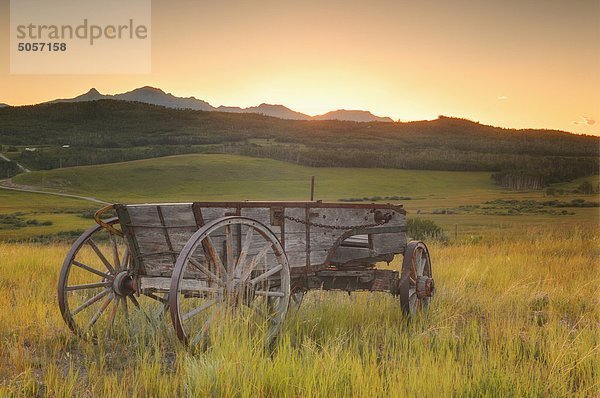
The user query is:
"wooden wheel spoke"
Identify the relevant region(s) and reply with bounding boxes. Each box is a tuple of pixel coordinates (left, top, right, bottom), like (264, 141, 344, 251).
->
(416, 251, 425, 275)
(201, 237, 227, 279)
(411, 260, 417, 279)
(128, 295, 156, 323)
(144, 292, 168, 304)
(240, 244, 271, 282)
(182, 299, 219, 322)
(66, 281, 112, 291)
(409, 292, 417, 310)
(122, 296, 129, 320)
(190, 305, 221, 346)
(189, 258, 224, 286)
(72, 260, 113, 280)
(225, 225, 235, 282)
(128, 294, 141, 308)
(255, 290, 285, 297)
(250, 264, 283, 285)
(121, 247, 130, 271)
(87, 293, 114, 329)
(71, 287, 111, 316)
(234, 227, 255, 278)
(105, 299, 119, 338)
(87, 239, 117, 274)
(109, 234, 122, 272)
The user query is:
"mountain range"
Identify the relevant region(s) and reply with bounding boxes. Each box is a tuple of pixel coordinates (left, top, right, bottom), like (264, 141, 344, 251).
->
(45, 86, 394, 123)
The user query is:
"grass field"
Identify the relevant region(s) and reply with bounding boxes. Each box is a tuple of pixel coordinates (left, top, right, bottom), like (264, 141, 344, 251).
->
(0, 154, 598, 396)
(4, 154, 599, 241)
(13, 154, 498, 202)
(0, 229, 597, 396)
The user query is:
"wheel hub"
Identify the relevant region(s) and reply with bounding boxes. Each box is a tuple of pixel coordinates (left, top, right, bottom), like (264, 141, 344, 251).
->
(113, 271, 135, 296)
(416, 276, 435, 299)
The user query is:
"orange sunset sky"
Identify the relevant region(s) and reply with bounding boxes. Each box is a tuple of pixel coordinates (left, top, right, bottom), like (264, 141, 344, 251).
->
(1, 0, 599, 135)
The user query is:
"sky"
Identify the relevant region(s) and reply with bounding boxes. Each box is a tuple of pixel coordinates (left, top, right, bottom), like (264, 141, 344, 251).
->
(1, 0, 599, 135)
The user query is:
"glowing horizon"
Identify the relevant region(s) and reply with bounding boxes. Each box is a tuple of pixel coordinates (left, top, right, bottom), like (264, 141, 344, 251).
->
(1, 0, 598, 135)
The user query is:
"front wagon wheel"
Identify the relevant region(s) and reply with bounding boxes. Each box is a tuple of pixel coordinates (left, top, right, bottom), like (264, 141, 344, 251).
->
(57, 219, 161, 340)
(169, 216, 291, 351)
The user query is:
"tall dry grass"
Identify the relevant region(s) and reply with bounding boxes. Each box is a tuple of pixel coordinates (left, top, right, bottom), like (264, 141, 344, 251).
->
(0, 227, 598, 397)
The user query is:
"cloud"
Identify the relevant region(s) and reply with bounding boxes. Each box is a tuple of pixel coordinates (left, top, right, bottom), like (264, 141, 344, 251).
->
(572, 116, 596, 125)
(497, 96, 509, 100)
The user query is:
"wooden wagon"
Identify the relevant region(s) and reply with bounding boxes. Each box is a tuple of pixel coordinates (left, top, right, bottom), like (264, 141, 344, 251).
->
(58, 201, 434, 348)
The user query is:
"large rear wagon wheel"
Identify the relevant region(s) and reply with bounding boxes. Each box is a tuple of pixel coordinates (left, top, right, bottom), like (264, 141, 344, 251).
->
(169, 216, 290, 351)
(399, 241, 435, 315)
(57, 219, 161, 340)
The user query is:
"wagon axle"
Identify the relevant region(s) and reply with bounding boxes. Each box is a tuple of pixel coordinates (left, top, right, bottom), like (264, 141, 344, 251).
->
(112, 271, 136, 297)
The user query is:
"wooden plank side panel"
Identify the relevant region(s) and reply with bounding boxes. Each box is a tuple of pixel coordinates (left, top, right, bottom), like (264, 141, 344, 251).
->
(284, 251, 306, 269)
(371, 233, 407, 255)
(158, 203, 195, 226)
(127, 205, 162, 226)
(140, 256, 175, 277)
(307, 208, 375, 267)
(329, 247, 375, 264)
(283, 207, 307, 233)
(239, 208, 281, 234)
(126, 204, 198, 276)
(282, 207, 307, 268)
(120, 203, 408, 276)
(370, 212, 407, 255)
(200, 207, 237, 223)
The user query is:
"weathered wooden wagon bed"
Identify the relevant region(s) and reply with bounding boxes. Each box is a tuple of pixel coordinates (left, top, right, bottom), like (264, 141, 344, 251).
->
(58, 201, 434, 348)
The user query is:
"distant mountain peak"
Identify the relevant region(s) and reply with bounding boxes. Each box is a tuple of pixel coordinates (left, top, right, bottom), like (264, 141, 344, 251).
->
(44, 86, 394, 122)
(136, 86, 165, 93)
(314, 109, 394, 123)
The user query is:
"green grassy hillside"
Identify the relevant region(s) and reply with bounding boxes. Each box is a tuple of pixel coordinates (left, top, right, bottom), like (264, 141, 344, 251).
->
(5, 154, 598, 241)
(13, 154, 497, 203)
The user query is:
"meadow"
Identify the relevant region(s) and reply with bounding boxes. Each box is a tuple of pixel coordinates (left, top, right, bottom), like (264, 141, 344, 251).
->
(0, 154, 598, 396)
(3, 154, 599, 241)
(0, 230, 597, 396)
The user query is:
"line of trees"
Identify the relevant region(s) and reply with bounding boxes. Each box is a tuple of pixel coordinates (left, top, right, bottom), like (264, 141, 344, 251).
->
(0, 159, 20, 178)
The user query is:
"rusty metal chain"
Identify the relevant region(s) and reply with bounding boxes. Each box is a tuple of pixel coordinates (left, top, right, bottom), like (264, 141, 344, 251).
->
(283, 214, 391, 230)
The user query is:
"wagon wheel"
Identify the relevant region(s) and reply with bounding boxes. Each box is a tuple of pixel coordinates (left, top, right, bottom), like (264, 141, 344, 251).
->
(57, 218, 162, 340)
(399, 241, 435, 315)
(169, 216, 290, 350)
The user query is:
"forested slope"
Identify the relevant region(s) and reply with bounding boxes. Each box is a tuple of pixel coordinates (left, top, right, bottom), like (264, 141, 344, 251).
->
(0, 100, 597, 188)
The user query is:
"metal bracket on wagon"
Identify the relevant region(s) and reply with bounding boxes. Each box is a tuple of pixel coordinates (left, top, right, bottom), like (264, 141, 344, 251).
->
(93, 204, 123, 236)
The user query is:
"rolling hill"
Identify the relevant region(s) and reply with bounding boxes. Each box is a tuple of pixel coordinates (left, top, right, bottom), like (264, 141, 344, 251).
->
(12, 154, 496, 203)
(0, 100, 597, 189)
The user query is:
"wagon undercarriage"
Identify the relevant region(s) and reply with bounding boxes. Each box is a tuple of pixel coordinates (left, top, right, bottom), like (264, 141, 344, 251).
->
(58, 201, 434, 349)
